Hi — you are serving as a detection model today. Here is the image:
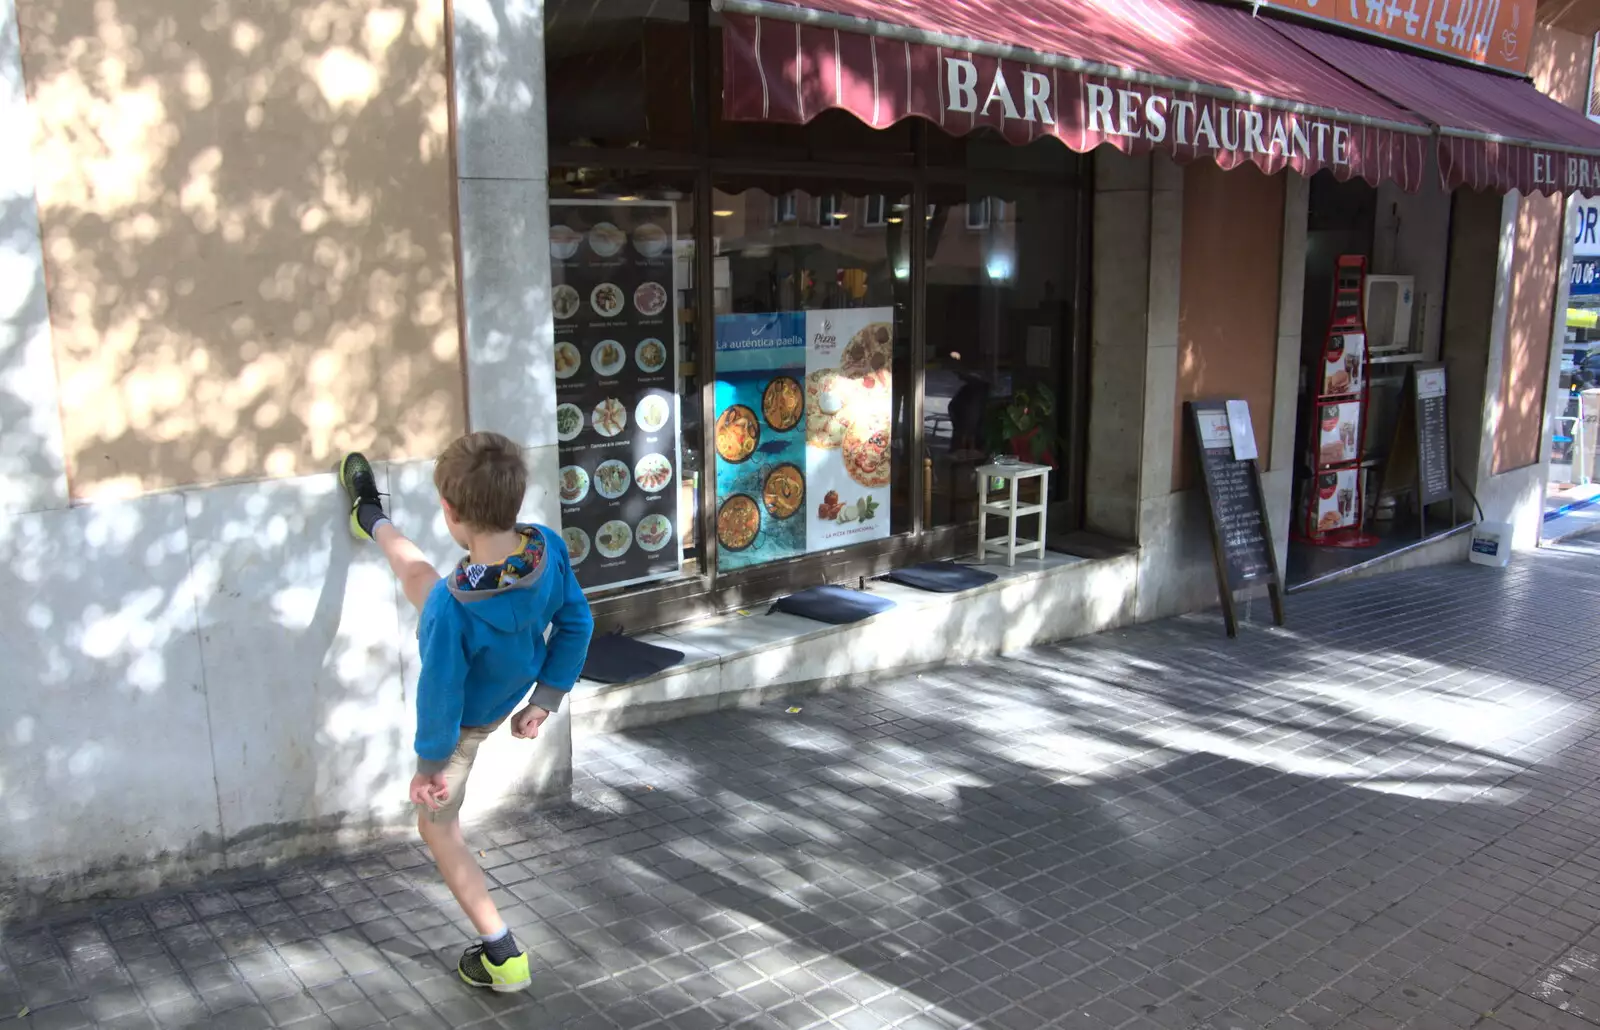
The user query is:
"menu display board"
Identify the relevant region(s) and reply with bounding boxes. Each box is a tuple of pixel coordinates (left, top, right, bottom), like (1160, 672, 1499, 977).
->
(1414, 366, 1451, 506)
(1379, 364, 1454, 536)
(1187, 401, 1285, 637)
(713, 308, 893, 572)
(549, 200, 683, 593)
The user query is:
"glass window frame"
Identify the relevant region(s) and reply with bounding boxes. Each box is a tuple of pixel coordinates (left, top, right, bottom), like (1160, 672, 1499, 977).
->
(544, 3, 1091, 636)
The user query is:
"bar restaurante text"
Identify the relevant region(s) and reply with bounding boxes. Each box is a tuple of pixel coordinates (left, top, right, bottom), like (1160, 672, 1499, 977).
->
(946, 58, 1358, 164)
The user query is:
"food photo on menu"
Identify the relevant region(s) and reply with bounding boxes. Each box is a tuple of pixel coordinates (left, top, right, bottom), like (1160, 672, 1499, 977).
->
(548, 200, 683, 592)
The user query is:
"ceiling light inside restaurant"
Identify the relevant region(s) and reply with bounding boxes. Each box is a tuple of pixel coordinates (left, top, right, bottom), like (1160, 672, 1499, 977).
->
(714, 209, 735, 217)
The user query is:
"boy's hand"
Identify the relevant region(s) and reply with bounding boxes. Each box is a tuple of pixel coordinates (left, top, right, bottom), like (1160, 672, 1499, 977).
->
(511, 705, 551, 739)
(409, 772, 449, 811)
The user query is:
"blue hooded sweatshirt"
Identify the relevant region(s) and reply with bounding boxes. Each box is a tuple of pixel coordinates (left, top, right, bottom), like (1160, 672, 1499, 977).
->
(414, 523, 593, 775)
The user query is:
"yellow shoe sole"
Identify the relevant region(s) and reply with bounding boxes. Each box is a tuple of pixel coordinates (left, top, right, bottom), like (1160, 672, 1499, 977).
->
(459, 968, 531, 993)
(337, 456, 375, 542)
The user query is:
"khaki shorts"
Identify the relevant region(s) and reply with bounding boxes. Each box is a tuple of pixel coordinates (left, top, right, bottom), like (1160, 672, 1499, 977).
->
(417, 720, 504, 824)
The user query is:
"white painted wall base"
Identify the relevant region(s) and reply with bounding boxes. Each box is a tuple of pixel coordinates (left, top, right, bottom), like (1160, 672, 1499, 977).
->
(0, 461, 572, 919)
(1475, 463, 1547, 551)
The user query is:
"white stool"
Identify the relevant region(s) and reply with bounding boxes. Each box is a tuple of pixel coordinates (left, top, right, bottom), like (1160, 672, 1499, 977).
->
(976, 461, 1050, 566)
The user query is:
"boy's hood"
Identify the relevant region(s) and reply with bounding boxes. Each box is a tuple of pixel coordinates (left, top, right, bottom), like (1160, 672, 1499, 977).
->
(445, 525, 552, 632)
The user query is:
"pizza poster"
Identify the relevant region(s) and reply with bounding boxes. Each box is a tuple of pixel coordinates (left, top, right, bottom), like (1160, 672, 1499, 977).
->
(712, 308, 894, 572)
(802, 309, 893, 550)
(549, 200, 683, 593)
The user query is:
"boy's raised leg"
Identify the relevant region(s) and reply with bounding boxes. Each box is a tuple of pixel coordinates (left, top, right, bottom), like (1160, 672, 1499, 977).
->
(339, 452, 438, 612)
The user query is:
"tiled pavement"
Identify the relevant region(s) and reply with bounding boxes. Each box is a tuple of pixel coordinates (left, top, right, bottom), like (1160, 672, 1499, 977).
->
(11, 541, 1600, 1029)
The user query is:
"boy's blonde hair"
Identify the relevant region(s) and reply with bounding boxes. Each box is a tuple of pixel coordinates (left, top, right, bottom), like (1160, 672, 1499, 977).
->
(433, 432, 526, 531)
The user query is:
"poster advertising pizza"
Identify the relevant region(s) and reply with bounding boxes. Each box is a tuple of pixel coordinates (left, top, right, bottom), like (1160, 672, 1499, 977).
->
(549, 199, 682, 593)
(803, 309, 893, 551)
(713, 308, 894, 571)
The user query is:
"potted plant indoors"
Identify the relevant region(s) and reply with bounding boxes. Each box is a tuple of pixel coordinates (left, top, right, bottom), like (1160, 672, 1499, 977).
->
(986, 384, 1060, 466)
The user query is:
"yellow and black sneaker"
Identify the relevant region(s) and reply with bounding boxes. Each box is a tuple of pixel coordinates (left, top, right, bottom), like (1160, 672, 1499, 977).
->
(458, 942, 531, 993)
(338, 452, 388, 541)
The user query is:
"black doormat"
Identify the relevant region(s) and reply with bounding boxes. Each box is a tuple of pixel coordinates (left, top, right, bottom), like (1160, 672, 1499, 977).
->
(581, 633, 686, 684)
(770, 584, 896, 624)
(885, 561, 998, 593)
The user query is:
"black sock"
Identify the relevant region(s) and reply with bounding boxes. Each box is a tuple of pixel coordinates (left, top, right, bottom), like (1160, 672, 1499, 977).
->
(355, 500, 388, 537)
(483, 929, 520, 965)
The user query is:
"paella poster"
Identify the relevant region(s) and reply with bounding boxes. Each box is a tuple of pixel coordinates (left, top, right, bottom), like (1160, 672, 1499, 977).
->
(549, 200, 683, 593)
(713, 308, 893, 571)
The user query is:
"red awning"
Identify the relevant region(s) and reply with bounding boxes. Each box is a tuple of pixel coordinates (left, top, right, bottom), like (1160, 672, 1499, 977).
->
(1270, 20, 1600, 198)
(715, 0, 1432, 190)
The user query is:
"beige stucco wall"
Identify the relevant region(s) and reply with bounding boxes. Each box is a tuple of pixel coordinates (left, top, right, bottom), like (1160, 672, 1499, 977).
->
(1495, 193, 1562, 474)
(1490, 22, 1590, 475)
(1172, 163, 1285, 491)
(1528, 20, 1591, 108)
(17, 0, 464, 500)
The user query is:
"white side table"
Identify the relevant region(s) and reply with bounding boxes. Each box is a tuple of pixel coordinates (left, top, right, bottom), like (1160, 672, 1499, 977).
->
(976, 461, 1050, 566)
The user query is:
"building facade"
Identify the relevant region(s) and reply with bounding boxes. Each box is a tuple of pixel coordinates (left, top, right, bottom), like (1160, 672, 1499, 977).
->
(3, 0, 1599, 908)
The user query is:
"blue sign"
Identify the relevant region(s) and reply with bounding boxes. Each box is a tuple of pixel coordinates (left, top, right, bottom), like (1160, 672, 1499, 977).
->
(713, 313, 807, 571)
(1573, 257, 1600, 297)
(1577, 198, 1600, 258)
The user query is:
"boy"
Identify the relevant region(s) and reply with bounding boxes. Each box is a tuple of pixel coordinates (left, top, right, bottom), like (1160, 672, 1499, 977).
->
(338, 432, 593, 993)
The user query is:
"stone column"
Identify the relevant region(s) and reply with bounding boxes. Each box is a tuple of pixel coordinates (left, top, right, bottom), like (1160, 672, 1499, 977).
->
(1085, 149, 1168, 542)
(448, 0, 571, 802)
(1267, 174, 1310, 568)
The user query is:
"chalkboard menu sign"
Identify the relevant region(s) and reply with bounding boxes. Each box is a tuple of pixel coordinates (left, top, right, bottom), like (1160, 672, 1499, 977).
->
(1381, 363, 1454, 536)
(1414, 366, 1451, 506)
(550, 200, 683, 593)
(1186, 401, 1286, 637)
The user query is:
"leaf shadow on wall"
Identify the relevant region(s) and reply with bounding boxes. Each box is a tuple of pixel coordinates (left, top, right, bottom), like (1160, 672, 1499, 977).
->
(16, 0, 465, 501)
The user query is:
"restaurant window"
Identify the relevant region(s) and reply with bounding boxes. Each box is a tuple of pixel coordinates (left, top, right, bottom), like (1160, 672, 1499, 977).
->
(773, 192, 799, 224)
(545, 11, 1088, 631)
(863, 195, 888, 227)
(924, 175, 1082, 529)
(549, 168, 702, 597)
(709, 181, 913, 572)
(545, 0, 693, 151)
(817, 194, 846, 228)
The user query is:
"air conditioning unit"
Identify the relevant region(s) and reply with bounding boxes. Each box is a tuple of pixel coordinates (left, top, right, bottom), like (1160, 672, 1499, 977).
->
(1364, 274, 1415, 354)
